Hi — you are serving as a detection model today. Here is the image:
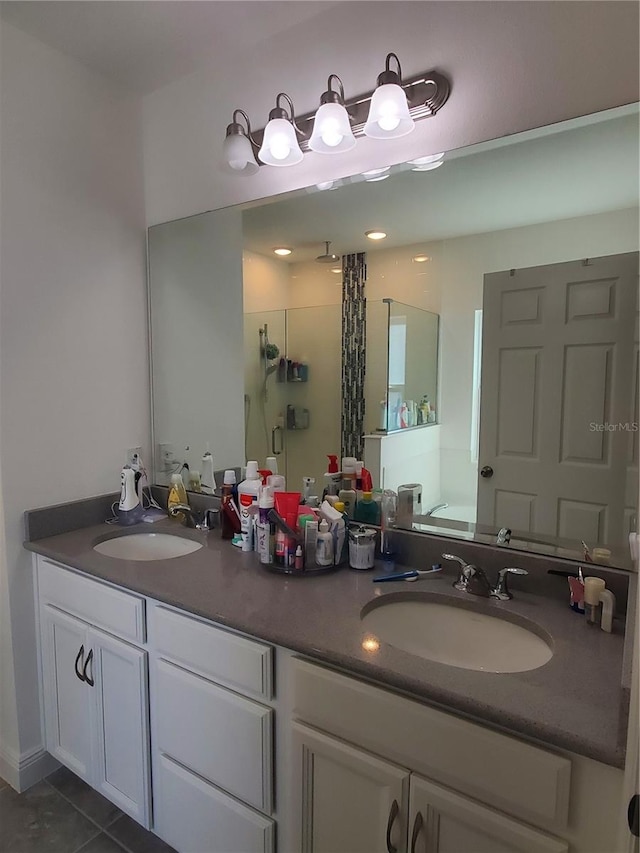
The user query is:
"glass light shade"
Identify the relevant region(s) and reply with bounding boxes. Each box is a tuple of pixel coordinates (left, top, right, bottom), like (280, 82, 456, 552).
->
(223, 133, 259, 176)
(258, 118, 303, 167)
(363, 83, 414, 139)
(309, 103, 356, 154)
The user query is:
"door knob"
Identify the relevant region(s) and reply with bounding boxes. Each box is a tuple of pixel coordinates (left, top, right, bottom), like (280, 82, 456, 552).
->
(480, 466, 494, 478)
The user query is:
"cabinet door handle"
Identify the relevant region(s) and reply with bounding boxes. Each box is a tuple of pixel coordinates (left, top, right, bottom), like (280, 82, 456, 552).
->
(629, 794, 639, 837)
(385, 799, 399, 853)
(74, 645, 86, 682)
(83, 648, 94, 687)
(410, 811, 424, 853)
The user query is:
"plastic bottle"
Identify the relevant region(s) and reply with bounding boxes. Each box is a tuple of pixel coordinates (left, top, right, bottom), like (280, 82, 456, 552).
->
(338, 479, 356, 519)
(257, 486, 275, 564)
(354, 491, 381, 525)
(316, 519, 334, 567)
(266, 456, 278, 475)
(238, 461, 262, 551)
(167, 473, 188, 521)
(332, 501, 349, 564)
(186, 469, 202, 492)
(220, 471, 241, 540)
(201, 445, 217, 494)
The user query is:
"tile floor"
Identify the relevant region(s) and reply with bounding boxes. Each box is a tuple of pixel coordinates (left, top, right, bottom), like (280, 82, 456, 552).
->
(0, 768, 176, 853)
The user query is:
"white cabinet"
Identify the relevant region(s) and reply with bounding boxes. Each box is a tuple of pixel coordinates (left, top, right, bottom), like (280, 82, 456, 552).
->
(293, 722, 409, 853)
(37, 560, 151, 828)
(293, 722, 568, 853)
(148, 604, 276, 853)
(408, 775, 568, 853)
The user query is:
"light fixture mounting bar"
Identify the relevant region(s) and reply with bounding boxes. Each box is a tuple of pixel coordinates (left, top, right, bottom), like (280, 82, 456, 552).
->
(252, 68, 450, 152)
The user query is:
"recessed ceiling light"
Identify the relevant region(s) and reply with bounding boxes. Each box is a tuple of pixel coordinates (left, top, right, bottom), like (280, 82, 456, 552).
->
(407, 152, 445, 166)
(361, 167, 391, 182)
(412, 160, 444, 172)
(365, 230, 387, 240)
(273, 247, 292, 256)
(331, 267, 342, 274)
(413, 254, 431, 263)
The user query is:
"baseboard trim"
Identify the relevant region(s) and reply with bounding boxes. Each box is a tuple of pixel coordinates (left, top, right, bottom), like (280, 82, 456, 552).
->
(0, 743, 59, 791)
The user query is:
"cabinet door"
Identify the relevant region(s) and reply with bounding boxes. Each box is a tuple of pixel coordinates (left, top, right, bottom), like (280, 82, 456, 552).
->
(40, 605, 93, 782)
(408, 774, 568, 853)
(293, 722, 409, 853)
(91, 628, 151, 828)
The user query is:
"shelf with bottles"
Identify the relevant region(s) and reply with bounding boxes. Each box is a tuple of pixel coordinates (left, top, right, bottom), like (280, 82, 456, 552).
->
(276, 357, 309, 383)
(379, 392, 437, 432)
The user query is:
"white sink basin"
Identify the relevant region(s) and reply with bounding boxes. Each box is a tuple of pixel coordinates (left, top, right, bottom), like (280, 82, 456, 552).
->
(93, 533, 202, 561)
(361, 596, 552, 673)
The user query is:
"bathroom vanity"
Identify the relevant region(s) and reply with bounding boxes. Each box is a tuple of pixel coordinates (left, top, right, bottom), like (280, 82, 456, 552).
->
(24, 513, 631, 853)
(27, 506, 628, 853)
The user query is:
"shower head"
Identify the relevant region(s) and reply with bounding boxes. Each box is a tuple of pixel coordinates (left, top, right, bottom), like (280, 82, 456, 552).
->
(316, 241, 341, 264)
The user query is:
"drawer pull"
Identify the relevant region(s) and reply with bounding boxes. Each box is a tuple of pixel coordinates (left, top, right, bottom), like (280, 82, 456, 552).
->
(386, 798, 399, 853)
(83, 648, 95, 687)
(410, 811, 423, 853)
(74, 645, 86, 682)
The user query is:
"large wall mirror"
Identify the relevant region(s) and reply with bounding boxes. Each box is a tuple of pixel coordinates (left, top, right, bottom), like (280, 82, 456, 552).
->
(148, 104, 639, 571)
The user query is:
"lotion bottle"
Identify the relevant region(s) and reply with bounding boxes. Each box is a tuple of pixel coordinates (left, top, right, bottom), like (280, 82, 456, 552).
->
(316, 519, 334, 567)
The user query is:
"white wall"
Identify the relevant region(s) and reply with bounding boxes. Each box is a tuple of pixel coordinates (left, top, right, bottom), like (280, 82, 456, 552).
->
(142, 1, 639, 226)
(0, 21, 148, 786)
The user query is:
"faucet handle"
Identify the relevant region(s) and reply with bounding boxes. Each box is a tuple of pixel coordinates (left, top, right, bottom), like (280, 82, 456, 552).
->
(442, 553, 476, 590)
(492, 567, 528, 600)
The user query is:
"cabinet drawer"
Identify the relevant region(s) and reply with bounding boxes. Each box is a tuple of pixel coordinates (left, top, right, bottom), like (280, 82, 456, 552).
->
(38, 558, 145, 644)
(151, 604, 273, 700)
(153, 753, 274, 853)
(293, 658, 571, 832)
(155, 658, 273, 813)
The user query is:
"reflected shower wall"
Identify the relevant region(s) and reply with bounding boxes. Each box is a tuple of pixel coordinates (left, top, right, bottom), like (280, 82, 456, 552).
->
(244, 304, 341, 491)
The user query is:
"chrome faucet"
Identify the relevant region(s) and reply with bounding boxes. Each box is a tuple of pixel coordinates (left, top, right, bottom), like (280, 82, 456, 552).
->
(424, 502, 449, 517)
(169, 504, 218, 530)
(442, 553, 528, 599)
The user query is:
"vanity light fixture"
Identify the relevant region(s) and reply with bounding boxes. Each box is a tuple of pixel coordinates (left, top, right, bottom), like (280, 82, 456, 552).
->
(222, 110, 260, 176)
(309, 75, 356, 154)
(223, 54, 450, 174)
(273, 247, 292, 256)
(365, 230, 387, 241)
(363, 53, 414, 139)
(258, 93, 304, 167)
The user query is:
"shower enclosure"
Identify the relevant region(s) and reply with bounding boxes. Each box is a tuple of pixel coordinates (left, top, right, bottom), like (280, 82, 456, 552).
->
(244, 305, 342, 493)
(244, 299, 440, 494)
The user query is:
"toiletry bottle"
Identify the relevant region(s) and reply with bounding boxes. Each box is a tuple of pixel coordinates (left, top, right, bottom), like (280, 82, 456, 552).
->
(186, 469, 202, 492)
(354, 491, 381, 525)
(167, 473, 188, 521)
(338, 479, 356, 519)
(304, 518, 318, 567)
(238, 461, 262, 551)
(257, 486, 275, 564)
(220, 471, 241, 540)
(316, 519, 334, 567)
(266, 456, 278, 475)
(332, 501, 349, 564)
(322, 454, 342, 500)
(302, 477, 316, 504)
(201, 445, 217, 494)
(294, 545, 304, 571)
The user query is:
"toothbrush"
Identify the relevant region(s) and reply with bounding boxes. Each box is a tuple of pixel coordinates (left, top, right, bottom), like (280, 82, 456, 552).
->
(373, 566, 442, 582)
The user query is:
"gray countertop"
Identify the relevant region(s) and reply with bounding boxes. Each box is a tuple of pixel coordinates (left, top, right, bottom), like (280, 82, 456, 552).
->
(25, 519, 628, 769)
